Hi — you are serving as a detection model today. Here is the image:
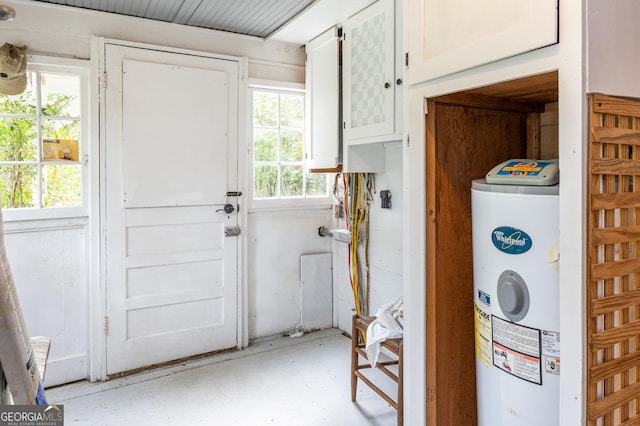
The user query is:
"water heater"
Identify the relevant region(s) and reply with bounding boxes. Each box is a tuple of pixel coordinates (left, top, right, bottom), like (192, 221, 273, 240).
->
(472, 160, 560, 426)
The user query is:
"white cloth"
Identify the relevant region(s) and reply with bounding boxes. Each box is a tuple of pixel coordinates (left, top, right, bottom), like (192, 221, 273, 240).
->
(365, 297, 403, 367)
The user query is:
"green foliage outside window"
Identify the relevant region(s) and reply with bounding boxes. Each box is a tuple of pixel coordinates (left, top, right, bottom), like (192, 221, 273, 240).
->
(0, 72, 82, 209)
(252, 90, 327, 200)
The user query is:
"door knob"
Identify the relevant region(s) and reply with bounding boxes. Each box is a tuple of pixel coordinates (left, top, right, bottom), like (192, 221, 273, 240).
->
(216, 204, 235, 214)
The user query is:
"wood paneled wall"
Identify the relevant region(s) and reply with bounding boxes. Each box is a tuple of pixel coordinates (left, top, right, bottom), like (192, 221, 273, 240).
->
(425, 96, 529, 426)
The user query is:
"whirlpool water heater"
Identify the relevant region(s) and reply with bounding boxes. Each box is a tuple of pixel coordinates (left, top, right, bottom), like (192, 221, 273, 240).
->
(472, 160, 560, 426)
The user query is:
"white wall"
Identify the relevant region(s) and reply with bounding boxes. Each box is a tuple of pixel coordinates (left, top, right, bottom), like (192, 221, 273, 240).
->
(333, 143, 404, 334)
(4, 219, 88, 387)
(587, 0, 640, 99)
(367, 143, 404, 313)
(247, 209, 333, 338)
(1, 0, 306, 385)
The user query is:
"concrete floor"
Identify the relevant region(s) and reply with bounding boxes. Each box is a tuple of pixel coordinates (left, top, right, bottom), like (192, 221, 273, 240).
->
(46, 328, 398, 425)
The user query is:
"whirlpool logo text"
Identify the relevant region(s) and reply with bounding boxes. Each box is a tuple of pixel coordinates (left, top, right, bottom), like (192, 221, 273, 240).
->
(491, 226, 532, 255)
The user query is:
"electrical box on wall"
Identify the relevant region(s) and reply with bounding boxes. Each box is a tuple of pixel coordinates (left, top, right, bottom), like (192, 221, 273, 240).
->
(380, 190, 391, 208)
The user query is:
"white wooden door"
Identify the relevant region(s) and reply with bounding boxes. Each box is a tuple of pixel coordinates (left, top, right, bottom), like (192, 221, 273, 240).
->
(104, 44, 239, 375)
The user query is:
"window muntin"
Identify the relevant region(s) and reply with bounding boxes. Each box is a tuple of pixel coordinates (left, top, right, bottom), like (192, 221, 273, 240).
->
(251, 87, 329, 206)
(0, 66, 85, 216)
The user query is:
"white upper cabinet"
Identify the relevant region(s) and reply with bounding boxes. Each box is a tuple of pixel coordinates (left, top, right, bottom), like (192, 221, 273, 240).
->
(305, 27, 341, 170)
(407, 0, 558, 84)
(343, 0, 402, 145)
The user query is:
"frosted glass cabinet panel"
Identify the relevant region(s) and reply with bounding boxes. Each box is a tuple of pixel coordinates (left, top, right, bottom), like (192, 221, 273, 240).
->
(343, 0, 398, 142)
(407, 0, 558, 84)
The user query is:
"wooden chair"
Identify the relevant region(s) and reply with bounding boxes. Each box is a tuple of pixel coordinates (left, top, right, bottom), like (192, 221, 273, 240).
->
(351, 315, 403, 425)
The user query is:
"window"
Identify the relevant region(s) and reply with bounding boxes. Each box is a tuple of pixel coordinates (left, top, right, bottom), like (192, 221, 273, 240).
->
(0, 59, 87, 219)
(250, 86, 329, 207)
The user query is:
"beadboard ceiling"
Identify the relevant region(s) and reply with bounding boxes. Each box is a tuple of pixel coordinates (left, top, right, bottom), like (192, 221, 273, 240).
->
(29, 0, 314, 38)
(27, 0, 374, 44)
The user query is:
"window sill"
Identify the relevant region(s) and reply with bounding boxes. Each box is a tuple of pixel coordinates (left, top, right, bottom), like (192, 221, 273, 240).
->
(2, 207, 88, 224)
(2, 215, 88, 234)
(247, 203, 332, 214)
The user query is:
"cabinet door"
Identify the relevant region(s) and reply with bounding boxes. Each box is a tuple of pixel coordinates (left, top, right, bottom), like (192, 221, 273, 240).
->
(407, 0, 558, 84)
(343, 0, 396, 142)
(305, 27, 340, 170)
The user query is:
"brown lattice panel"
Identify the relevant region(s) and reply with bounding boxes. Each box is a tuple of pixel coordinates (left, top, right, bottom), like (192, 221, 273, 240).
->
(588, 93, 640, 425)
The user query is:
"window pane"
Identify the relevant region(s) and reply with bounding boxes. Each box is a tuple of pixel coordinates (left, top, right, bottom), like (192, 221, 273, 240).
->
(306, 172, 328, 196)
(42, 119, 80, 162)
(253, 129, 278, 162)
(42, 119, 80, 141)
(253, 92, 278, 127)
(280, 94, 304, 128)
(254, 165, 278, 198)
(281, 129, 303, 162)
(43, 138, 80, 162)
(41, 73, 81, 117)
(0, 165, 37, 208)
(0, 72, 36, 115)
(281, 165, 303, 197)
(42, 164, 81, 207)
(0, 117, 38, 161)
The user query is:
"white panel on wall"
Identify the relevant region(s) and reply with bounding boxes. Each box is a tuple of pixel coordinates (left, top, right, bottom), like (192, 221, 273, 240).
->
(367, 143, 403, 312)
(408, 0, 558, 82)
(300, 253, 332, 331)
(333, 240, 354, 333)
(4, 224, 88, 387)
(247, 209, 333, 339)
(587, 0, 640, 99)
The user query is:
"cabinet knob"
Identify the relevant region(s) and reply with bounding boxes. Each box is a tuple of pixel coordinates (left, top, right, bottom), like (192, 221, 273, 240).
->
(384, 82, 390, 89)
(396, 78, 402, 85)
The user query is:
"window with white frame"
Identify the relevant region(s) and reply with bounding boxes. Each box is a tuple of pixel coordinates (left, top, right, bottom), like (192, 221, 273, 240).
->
(250, 86, 329, 206)
(0, 60, 87, 218)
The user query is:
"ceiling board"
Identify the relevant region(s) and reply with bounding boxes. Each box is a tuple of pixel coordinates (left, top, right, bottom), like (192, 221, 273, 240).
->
(29, 0, 317, 39)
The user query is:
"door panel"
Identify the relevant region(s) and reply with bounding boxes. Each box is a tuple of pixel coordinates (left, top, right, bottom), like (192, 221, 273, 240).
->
(121, 59, 228, 208)
(104, 44, 239, 375)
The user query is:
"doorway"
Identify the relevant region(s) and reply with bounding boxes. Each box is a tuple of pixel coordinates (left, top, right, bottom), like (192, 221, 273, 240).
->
(423, 71, 559, 425)
(103, 43, 240, 375)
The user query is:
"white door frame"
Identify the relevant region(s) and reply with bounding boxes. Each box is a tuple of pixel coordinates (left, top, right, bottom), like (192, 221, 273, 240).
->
(89, 37, 248, 382)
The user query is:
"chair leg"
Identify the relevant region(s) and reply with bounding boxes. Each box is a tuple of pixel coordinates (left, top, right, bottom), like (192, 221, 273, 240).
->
(351, 315, 358, 402)
(398, 340, 403, 426)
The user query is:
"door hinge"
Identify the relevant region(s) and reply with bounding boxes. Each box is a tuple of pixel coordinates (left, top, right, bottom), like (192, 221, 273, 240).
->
(406, 133, 410, 147)
(225, 226, 241, 237)
(102, 71, 107, 89)
(405, 52, 409, 68)
(104, 316, 109, 335)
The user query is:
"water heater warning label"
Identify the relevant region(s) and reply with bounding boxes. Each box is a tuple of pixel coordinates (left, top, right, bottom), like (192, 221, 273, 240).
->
(474, 301, 492, 368)
(492, 316, 542, 385)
